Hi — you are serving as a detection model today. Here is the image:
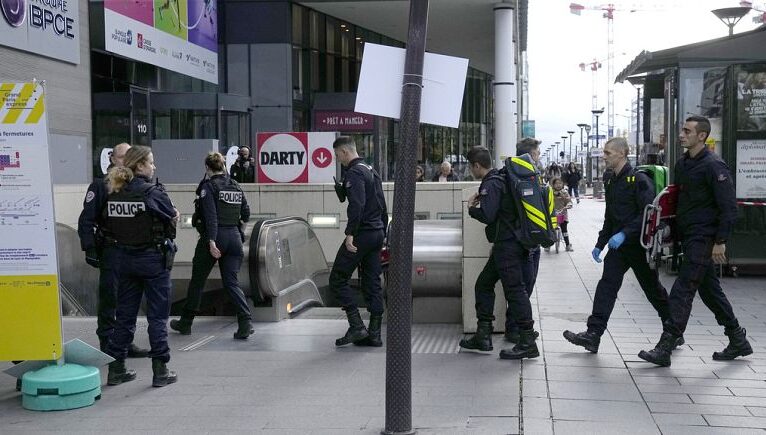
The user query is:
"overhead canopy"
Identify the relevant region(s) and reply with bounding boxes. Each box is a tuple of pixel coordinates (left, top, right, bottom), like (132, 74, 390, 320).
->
(616, 25, 766, 83)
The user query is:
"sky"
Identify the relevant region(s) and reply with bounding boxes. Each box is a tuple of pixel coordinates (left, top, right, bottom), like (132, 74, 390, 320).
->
(526, 0, 763, 159)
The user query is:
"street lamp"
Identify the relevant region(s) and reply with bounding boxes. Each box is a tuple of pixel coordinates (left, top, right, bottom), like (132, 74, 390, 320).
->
(592, 108, 604, 181)
(712, 6, 751, 36)
(576, 123, 587, 174)
(554, 141, 561, 163)
(561, 136, 568, 161)
(567, 130, 575, 164)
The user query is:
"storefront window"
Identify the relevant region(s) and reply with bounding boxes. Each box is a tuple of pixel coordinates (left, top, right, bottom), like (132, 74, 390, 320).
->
(679, 67, 726, 155)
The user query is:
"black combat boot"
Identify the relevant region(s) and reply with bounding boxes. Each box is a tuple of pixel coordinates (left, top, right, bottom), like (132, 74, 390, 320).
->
(170, 315, 194, 335)
(505, 329, 539, 344)
(151, 359, 177, 387)
(459, 320, 493, 354)
(638, 332, 679, 367)
(233, 314, 254, 340)
(127, 343, 149, 358)
(563, 329, 601, 353)
(674, 336, 686, 349)
(499, 329, 540, 360)
(107, 360, 137, 386)
(356, 314, 383, 347)
(713, 327, 753, 361)
(335, 308, 369, 346)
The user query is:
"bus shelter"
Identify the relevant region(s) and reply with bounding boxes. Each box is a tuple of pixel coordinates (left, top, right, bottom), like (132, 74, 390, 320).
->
(617, 26, 766, 268)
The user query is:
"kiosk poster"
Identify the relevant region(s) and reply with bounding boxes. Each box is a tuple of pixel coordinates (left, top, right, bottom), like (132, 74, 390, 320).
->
(0, 82, 63, 360)
(736, 140, 766, 200)
(737, 71, 766, 132)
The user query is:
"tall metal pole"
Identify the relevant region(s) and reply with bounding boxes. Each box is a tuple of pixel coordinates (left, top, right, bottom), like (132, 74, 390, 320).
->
(561, 136, 567, 162)
(567, 130, 575, 164)
(384, 1, 428, 434)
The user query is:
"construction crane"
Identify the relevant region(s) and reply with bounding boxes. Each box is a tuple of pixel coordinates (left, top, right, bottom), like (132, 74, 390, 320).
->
(570, 2, 661, 138)
(578, 52, 626, 115)
(740, 1, 766, 23)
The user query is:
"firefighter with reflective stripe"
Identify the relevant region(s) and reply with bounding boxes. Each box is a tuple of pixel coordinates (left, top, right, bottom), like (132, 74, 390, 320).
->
(639, 116, 751, 367)
(564, 137, 674, 354)
(170, 152, 253, 339)
(330, 136, 388, 348)
(459, 146, 539, 360)
(102, 146, 179, 388)
(76, 142, 148, 358)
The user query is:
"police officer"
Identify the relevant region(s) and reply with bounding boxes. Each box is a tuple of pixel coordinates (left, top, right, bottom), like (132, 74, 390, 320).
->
(459, 146, 539, 360)
(563, 137, 675, 353)
(103, 146, 179, 387)
(330, 136, 387, 347)
(505, 138, 543, 344)
(639, 116, 752, 366)
(170, 152, 253, 339)
(77, 142, 149, 358)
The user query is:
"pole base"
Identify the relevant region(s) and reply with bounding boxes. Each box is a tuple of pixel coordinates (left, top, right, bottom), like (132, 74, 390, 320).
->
(21, 363, 101, 411)
(381, 430, 417, 435)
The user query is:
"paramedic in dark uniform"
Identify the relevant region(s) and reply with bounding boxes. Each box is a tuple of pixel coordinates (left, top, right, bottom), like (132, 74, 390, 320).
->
(459, 146, 539, 360)
(330, 136, 387, 348)
(505, 137, 543, 344)
(103, 146, 179, 387)
(77, 142, 148, 358)
(563, 137, 674, 353)
(639, 116, 751, 367)
(170, 152, 253, 340)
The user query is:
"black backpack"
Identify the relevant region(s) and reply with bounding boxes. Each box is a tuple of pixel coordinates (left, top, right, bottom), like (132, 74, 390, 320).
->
(503, 155, 557, 249)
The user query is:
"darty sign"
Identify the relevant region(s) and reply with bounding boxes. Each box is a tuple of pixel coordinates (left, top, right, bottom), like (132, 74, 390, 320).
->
(256, 132, 337, 184)
(0, 0, 80, 63)
(314, 110, 373, 133)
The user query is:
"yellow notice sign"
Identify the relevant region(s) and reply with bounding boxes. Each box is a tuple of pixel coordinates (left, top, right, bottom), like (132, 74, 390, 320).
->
(0, 276, 62, 360)
(0, 83, 63, 361)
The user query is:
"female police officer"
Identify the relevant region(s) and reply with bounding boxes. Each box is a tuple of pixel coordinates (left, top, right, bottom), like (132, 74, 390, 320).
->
(103, 145, 179, 387)
(170, 152, 253, 339)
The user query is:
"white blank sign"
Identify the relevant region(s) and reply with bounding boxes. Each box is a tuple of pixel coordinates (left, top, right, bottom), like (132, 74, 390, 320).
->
(355, 43, 469, 129)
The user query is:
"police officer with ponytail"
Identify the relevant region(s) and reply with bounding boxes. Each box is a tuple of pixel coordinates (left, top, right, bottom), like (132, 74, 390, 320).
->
(170, 152, 253, 339)
(103, 146, 179, 388)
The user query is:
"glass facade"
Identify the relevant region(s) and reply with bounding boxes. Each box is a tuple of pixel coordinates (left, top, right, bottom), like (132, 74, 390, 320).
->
(290, 3, 494, 181)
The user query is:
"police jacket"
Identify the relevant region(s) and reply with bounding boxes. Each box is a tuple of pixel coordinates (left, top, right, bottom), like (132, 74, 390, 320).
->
(343, 158, 387, 236)
(198, 174, 250, 241)
(596, 163, 655, 250)
(103, 175, 177, 247)
(674, 148, 737, 242)
(469, 168, 517, 243)
(77, 175, 109, 251)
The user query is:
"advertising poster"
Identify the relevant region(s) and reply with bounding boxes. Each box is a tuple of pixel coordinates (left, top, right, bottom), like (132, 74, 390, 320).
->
(104, 0, 218, 84)
(0, 0, 80, 63)
(0, 82, 63, 360)
(737, 71, 766, 132)
(736, 140, 766, 200)
(256, 132, 336, 184)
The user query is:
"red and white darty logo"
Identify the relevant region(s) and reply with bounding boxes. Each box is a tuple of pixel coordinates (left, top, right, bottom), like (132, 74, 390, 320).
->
(257, 133, 309, 183)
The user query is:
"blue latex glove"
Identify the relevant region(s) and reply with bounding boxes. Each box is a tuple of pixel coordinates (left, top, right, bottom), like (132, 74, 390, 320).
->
(591, 247, 602, 263)
(608, 232, 626, 250)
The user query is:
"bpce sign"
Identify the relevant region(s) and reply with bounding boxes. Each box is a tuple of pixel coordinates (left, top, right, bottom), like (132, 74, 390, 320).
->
(0, 0, 80, 63)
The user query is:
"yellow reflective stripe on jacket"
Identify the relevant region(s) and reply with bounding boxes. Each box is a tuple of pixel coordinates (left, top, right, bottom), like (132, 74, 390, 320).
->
(511, 157, 535, 172)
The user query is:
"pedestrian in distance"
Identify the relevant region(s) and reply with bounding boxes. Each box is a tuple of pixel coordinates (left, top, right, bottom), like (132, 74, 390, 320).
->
(77, 142, 149, 358)
(170, 152, 254, 340)
(460, 145, 539, 360)
(230, 145, 255, 183)
(102, 146, 179, 387)
(639, 116, 752, 367)
(504, 137, 543, 344)
(564, 137, 677, 353)
(432, 161, 460, 182)
(330, 136, 388, 348)
(564, 162, 582, 203)
(551, 177, 574, 252)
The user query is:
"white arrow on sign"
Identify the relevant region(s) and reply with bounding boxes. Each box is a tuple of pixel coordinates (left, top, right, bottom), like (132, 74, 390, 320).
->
(317, 152, 328, 164)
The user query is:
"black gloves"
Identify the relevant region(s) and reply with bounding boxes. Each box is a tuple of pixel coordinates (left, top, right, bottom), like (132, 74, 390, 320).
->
(85, 248, 100, 268)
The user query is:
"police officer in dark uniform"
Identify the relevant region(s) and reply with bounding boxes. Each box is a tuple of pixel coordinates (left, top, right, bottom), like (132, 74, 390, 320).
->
(330, 136, 388, 347)
(640, 116, 752, 366)
(102, 146, 179, 387)
(170, 152, 253, 339)
(459, 146, 539, 360)
(77, 142, 148, 358)
(563, 137, 675, 353)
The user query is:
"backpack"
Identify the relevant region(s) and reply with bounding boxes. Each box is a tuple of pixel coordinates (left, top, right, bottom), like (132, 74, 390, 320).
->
(503, 154, 557, 249)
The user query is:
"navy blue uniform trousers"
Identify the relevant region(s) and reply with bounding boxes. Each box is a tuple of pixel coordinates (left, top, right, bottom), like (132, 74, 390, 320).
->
(505, 247, 540, 332)
(330, 229, 385, 315)
(587, 243, 670, 336)
(182, 227, 251, 318)
(107, 246, 171, 362)
(664, 237, 739, 336)
(476, 239, 534, 330)
(96, 245, 118, 350)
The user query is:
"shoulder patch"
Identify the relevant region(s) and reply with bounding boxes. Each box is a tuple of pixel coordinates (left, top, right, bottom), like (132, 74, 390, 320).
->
(717, 173, 728, 182)
(200, 189, 207, 198)
(85, 191, 95, 203)
(345, 180, 352, 188)
(480, 188, 488, 196)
